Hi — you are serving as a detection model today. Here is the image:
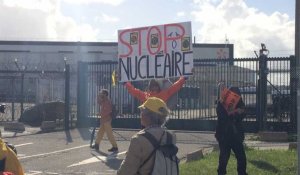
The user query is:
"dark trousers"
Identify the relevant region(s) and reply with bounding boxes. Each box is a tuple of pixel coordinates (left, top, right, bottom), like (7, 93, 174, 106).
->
(217, 139, 247, 175)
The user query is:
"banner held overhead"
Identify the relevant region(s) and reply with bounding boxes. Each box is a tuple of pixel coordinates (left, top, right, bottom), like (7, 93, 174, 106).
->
(118, 21, 194, 82)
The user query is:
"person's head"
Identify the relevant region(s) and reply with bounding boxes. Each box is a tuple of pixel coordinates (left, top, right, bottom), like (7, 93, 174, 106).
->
(99, 89, 109, 100)
(138, 97, 170, 127)
(229, 86, 241, 96)
(148, 79, 161, 93)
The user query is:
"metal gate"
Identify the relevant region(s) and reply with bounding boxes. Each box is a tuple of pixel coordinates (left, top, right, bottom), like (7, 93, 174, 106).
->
(77, 56, 296, 133)
(0, 70, 67, 122)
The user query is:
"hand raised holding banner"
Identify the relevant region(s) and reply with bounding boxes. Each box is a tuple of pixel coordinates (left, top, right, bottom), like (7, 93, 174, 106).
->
(124, 77, 186, 110)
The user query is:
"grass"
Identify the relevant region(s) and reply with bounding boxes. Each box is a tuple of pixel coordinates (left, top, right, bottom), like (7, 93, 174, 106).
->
(180, 148, 297, 175)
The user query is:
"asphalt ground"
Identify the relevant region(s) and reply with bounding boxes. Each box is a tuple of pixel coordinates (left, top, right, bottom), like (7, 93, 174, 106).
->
(0, 126, 292, 175)
(2, 127, 219, 159)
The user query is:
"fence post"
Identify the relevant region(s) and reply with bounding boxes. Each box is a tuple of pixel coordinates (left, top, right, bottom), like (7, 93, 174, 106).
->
(257, 54, 268, 131)
(290, 55, 297, 133)
(20, 73, 24, 116)
(64, 64, 70, 130)
(11, 78, 15, 121)
(77, 62, 89, 127)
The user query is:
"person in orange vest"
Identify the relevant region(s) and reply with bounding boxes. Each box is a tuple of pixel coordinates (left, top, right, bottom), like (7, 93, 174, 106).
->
(124, 76, 186, 103)
(91, 89, 118, 152)
(215, 86, 247, 175)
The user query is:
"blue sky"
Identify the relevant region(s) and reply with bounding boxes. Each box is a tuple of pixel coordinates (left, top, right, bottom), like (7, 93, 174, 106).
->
(246, 0, 295, 18)
(0, 0, 295, 57)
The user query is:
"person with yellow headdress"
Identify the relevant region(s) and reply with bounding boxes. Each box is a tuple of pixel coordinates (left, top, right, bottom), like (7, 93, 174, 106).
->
(0, 138, 24, 175)
(117, 97, 178, 175)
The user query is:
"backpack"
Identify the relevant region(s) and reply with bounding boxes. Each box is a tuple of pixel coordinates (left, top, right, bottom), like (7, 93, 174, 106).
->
(140, 131, 179, 175)
(5, 143, 17, 155)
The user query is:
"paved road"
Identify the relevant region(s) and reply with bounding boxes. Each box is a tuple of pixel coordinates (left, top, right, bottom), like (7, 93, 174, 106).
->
(2, 127, 291, 175)
(2, 128, 217, 175)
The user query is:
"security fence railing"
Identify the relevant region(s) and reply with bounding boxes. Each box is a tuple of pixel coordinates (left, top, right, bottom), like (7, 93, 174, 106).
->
(0, 71, 68, 124)
(78, 56, 296, 132)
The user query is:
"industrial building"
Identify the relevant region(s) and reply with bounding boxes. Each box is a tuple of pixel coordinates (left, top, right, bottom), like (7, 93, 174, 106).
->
(0, 41, 234, 105)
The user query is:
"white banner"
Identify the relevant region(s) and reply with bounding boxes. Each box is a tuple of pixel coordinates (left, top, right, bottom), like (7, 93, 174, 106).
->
(118, 21, 193, 82)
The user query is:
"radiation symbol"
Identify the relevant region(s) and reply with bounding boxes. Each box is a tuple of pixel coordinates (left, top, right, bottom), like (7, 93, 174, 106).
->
(130, 32, 138, 45)
(181, 37, 190, 51)
(151, 33, 159, 48)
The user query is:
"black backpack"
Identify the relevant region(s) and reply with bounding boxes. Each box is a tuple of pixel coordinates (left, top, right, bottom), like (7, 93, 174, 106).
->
(5, 143, 17, 155)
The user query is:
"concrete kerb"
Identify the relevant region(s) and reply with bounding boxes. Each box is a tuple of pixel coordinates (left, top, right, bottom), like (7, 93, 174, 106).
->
(257, 131, 289, 142)
(181, 141, 295, 164)
(40, 121, 57, 132)
(0, 126, 296, 163)
(289, 142, 297, 149)
(183, 146, 215, 163)
(3, 122, 25, 133)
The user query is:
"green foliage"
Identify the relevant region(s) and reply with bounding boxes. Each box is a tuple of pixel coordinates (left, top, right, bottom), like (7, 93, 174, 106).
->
(180, 149, 296, 175)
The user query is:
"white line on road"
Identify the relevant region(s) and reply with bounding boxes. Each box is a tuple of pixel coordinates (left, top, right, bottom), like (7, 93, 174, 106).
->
(19, 144, 90, 160)
(67, 155, 107, 167)
(26, 170, 42, 175)
(15, 142, 33, 147)
(17, 154, 26, 157)
(68, 151, 127, 167)
(26, 170, 59, 175)
(43, 172, 59, 175)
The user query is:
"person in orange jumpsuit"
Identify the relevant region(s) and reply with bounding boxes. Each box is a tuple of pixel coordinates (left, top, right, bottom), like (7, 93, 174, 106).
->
(91, 89, 118, 152)
(124, 76, 186, 103)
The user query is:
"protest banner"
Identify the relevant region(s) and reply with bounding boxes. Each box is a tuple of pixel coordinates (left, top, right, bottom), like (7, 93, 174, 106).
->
(118, 21, 193, 82)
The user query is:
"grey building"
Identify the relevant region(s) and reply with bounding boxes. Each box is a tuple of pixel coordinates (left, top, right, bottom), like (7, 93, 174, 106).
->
(0, 41, 235, 105)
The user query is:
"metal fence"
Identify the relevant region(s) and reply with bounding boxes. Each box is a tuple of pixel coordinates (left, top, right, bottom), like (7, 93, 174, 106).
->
(0, 70, 67, 122)
(78, 56, 296, 132)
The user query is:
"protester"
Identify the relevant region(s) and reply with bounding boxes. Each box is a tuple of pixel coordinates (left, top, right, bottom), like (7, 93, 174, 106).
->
(0, 116, 23, 175)
(0, 138, 24, 175)
(117, 97, 176, 175)
(215, 86, 248, 175)
(91, 89, 118, 152)
(124, 76, 186, 103)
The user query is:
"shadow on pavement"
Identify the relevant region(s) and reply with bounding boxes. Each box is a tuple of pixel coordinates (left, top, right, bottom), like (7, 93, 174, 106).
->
(64, 130, 73, 143)
(91, 151, 123, 170)
(77, 128, 93, 141)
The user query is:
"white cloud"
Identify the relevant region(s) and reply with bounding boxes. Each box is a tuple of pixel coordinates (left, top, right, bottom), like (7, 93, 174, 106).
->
(191, 0, 295, 57)
(99, 13, 119, 23)
(47, 14, 99, 41)
(177, 11, 185, 17)
(0, 0, 99, 41)
(94, 13, 119, 26)
(3, 0, 58, 12)
(63, 0, 124, 6)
